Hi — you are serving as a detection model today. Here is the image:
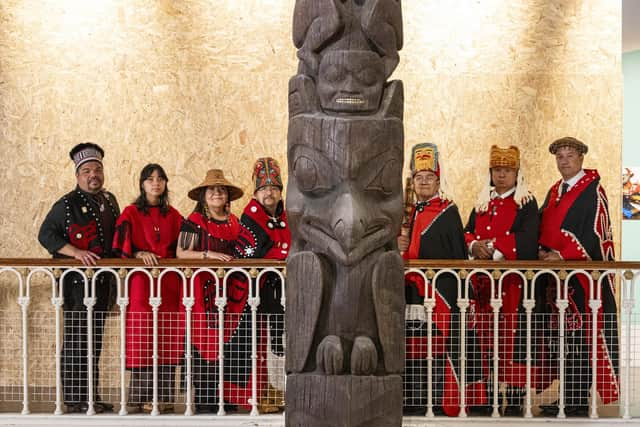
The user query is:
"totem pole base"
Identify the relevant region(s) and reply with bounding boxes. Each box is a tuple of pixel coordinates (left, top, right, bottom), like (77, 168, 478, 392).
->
(285, 373, 402, 427)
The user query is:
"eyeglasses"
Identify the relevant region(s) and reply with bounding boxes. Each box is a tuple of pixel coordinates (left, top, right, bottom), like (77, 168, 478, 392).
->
(257, 185, 281, 194)
(414, 175, 438, 183)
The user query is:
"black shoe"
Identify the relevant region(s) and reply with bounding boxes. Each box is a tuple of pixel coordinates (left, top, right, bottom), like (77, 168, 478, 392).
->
(469, 405, 493, 416)
(540, 403, 588, 417)
(66, 402, 89, 414)
(502, 405, 523, 417)
(94, 401, 114, 413)
(196, 404, 219, 414)
(403, 406, 426, 416)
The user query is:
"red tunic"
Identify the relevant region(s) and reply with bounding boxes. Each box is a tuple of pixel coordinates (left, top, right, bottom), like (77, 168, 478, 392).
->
(180, 211, 268, 410)
(463, 193, 539, 388)
(112, 205, 184, 368)
(537, 169, 618, 404)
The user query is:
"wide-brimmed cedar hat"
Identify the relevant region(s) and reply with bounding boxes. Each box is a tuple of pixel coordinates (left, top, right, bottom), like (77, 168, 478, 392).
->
(188, 169, 244, 201)
(548, 136, 588, 155)
(490, 145, 520, 169)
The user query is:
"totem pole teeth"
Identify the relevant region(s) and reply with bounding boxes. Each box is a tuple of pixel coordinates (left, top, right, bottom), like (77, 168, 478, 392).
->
(335, 97, 365, 105)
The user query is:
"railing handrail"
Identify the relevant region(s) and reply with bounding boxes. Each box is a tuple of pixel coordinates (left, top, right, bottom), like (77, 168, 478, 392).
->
(1, 258, 639, 270)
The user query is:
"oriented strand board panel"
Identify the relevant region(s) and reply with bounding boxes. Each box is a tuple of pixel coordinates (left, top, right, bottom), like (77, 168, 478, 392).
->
(0, 0, 623, 392)
(0, 0, 621, 260)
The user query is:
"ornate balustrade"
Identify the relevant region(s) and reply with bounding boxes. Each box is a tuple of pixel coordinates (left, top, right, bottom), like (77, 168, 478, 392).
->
(0, 258, 638, 424)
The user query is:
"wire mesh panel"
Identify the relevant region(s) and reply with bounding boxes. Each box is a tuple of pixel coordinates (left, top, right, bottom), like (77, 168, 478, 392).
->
(0, 311, 23, 404)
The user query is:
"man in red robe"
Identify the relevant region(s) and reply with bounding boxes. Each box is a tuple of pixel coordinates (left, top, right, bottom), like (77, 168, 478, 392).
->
(398, 143, 485, 416)
(464, 145, 539, 416)
(234, 157, 291, 413)
(537, 137, 618, 417)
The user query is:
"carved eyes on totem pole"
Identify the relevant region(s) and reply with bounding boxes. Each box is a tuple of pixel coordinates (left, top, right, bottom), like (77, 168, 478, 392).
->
(291, 147, 398, 198)
(317, 50, 386, 114)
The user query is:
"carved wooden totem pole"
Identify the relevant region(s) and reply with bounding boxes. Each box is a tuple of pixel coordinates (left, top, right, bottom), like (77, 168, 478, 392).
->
(286, 1, 404, 426)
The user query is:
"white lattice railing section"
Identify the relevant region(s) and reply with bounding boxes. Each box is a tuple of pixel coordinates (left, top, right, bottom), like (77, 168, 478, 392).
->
(0, 258, 638, 422)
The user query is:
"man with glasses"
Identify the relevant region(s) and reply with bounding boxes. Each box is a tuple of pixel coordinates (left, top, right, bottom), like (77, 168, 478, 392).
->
(233, 157, 290, 413)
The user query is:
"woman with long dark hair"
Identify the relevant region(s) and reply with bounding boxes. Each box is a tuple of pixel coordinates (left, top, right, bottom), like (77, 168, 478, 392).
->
(113, 163, 183, 413)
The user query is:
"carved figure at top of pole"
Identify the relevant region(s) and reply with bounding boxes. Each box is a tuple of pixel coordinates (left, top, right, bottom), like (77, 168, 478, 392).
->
(286, 3, 405, 424)
(290, 0, 403, 116)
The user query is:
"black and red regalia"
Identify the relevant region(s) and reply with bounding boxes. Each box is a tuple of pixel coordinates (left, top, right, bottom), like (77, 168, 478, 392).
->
(537, 168, 619, 408)
(112, 204, 183, 404)
(178, 210, 259, 411)
(38, 187, 120, 406)
(403, 195, 486, 416)
(464, 190, 539, 405)
(233, 198, 290, 412)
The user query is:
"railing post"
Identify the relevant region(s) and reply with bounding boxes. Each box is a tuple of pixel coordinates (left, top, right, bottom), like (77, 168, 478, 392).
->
(84, 269, 97, 416)
(556, 298, 568, 419)
(522, 298, 535, 418)
(182, 281, 195, 417)
(425, 298, 435, 418)
(490, 296, 502, 418)
(248, 270, 260, 417)
(215, 278, 227, 417)
(588, 297, 601, 419)
(622, 270, 636, 420)
(51, 269, 65, 416)
(457, 297, 469, 418)
(118, 268, 129, 416)
(149, 294, 161, 416)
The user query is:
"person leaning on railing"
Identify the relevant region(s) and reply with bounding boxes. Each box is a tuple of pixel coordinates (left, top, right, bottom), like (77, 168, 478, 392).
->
(176, 169, 246, 414)
(111, 163, 183, 414)
(537, 137, 619, 417)
(232, 157, 290, 414)
(463, 145, 539, 416)
(397, 143, 486, 417)
(37, 142, 119, 414)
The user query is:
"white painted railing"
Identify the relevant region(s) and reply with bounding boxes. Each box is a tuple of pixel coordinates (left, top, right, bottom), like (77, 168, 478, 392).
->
(0, 258, 638, 424)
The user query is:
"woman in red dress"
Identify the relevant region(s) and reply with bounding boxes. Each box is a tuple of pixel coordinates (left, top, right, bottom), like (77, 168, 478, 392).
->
(177, 169, 258, 413)
(112, 163, 183, 413)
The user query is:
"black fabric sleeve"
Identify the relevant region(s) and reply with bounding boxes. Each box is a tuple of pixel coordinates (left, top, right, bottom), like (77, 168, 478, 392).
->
(448, 205, 468, 260)
(463, 207, 477, 235)
(38, 198, 68, 255)
(514, 198, 540, 260)
(562, 180, 602, 260)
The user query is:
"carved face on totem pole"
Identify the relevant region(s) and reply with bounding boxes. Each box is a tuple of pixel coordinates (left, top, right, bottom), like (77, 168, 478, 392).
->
(317, 51, 386, 113)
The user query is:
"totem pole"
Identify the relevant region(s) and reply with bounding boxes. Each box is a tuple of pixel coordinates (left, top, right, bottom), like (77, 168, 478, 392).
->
(285, 1, 405, 426)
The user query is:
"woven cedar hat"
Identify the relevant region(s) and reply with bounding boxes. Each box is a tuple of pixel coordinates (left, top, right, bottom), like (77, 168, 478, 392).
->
(188, 169, 244, 201)
(252, 157, 283, 191)
(548, 136, 588, 155)
(490, 145, 520, 169)
(410, 143, 440, 177)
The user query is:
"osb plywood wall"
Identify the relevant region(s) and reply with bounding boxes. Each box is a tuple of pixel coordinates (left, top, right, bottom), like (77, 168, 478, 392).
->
(0, 0, 622, 388)
(0, 0, 621, 260)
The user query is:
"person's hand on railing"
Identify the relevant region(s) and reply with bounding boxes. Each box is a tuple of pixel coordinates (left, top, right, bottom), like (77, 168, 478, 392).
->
(470, 239, 494, 260)
(539, 249, 561, 261)
(134, 250, 160, 266)
(204, 251, 233, 262)
(57, 243, 101, 266)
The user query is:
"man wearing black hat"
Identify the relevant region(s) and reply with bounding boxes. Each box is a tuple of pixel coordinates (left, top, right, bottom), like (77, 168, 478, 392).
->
(38, 142, 120, 413)
(537, 136, 618, 416)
